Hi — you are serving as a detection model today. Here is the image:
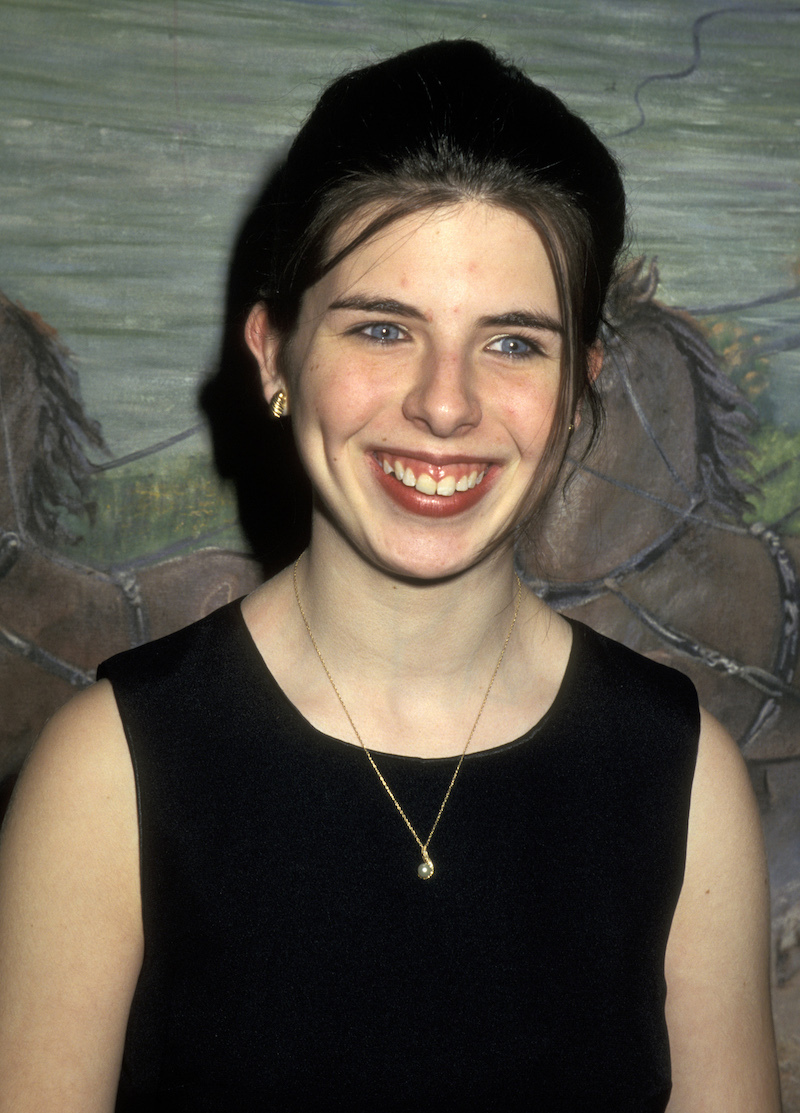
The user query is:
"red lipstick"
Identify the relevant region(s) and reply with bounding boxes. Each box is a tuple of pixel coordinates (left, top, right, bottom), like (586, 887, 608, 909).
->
(369, 454, 496, 518)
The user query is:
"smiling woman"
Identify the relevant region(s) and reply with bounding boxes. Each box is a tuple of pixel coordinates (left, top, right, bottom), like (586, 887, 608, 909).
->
(0, 39, 781, 1113)
(245, 201, 564, 573)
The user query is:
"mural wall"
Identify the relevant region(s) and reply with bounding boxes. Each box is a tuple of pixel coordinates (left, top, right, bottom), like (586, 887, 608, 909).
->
(1, 0, 799, 1101)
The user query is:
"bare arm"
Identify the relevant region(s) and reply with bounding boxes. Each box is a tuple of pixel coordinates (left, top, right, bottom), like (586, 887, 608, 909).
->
(665, 709, 781, 1112)
(0, 681, 142, 1112)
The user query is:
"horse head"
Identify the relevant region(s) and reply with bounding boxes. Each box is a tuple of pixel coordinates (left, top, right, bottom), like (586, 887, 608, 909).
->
(0, 290, 108, 545)
(522, 258, 756, 604)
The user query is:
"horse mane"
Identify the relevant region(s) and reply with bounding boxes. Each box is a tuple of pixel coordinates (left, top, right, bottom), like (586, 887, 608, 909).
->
(0, 290, 109, 542)
(605, 257, 756, 520)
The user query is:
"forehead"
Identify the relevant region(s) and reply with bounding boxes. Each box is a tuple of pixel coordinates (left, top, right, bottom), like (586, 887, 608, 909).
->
(315, 200, 560, 314)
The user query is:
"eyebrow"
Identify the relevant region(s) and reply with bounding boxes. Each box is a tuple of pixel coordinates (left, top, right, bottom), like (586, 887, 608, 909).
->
(327, 295, 427, 320)
(477, 311, 564, 335)
(328, 296, 563, 335)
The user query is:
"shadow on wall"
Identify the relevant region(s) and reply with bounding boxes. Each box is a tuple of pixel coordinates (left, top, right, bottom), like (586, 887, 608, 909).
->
(200, 158, 311, 578)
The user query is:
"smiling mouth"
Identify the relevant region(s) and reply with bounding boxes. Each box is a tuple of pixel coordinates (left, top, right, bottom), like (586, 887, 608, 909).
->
(375, 453, 489, 497)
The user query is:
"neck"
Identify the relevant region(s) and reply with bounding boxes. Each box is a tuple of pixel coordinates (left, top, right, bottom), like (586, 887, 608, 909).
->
(295, 531, 525, 692)
(243, 515, 570, 760)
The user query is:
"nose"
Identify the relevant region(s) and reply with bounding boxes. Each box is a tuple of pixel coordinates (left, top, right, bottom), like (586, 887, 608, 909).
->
(401, 345, 482, 438)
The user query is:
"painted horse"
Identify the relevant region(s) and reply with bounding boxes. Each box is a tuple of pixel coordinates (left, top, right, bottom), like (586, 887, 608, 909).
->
(525, 257, 800, 762)
(0, 290, 261, 783)
(520, 259, 800, 993)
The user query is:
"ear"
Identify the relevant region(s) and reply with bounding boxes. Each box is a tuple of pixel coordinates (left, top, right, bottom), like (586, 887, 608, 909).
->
(587, 340, 604, 383)
(572, 342, 604, 430)
(245, 303, 287, 403)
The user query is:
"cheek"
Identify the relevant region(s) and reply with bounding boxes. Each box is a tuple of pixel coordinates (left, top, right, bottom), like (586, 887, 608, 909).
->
(502, 383, 558, 433)
(288, 356, 330, 420)
(318, 364, 397, 428)
(291, 362, 379, 455)
(291, 340, 358, 406)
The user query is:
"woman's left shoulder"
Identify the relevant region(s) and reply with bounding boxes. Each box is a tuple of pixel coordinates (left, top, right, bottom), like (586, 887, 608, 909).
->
(682, 709, 765, 880)
(570, 619, 699, 696)
(663, 708, 781, 1111)
(565, 621, 701, 744)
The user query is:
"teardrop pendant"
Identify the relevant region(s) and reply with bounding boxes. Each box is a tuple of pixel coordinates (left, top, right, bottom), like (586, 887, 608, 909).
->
(417, 856, 434, 880)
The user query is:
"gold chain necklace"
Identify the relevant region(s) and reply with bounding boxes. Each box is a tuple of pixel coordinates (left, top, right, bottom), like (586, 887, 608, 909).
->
(292, 557, 522, 880)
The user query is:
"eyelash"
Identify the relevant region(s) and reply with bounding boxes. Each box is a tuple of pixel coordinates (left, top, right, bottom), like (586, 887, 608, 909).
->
(354, 322, 408, 344)
(485, 335, 545, 360)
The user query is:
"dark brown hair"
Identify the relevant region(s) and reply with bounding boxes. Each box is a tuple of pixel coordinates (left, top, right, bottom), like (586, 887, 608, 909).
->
(211, 40, 626, 565)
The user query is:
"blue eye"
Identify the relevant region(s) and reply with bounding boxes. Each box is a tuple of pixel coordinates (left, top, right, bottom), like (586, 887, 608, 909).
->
(362, 323, 404, 343)
(488, 335, 536, 358)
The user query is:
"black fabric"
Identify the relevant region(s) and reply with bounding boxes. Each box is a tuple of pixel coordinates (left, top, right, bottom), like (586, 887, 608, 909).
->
(98, 600, 699, 1112)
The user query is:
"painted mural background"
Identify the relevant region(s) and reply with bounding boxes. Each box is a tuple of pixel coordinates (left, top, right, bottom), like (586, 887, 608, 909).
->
(1, 0, 799, 1102)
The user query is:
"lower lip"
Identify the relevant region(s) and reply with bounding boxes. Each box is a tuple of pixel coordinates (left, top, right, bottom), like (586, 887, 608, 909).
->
(370, 458, 497, 518)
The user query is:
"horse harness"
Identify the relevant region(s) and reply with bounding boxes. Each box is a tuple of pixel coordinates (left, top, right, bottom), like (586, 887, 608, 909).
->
(525, 349, 800, 753)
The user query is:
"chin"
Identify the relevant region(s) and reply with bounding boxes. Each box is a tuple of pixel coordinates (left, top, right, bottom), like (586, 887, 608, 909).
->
(362, 529, 513, 584)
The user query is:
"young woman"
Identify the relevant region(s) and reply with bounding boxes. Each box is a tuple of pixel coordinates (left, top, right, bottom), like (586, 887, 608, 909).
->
(0, 40, 780, 1112)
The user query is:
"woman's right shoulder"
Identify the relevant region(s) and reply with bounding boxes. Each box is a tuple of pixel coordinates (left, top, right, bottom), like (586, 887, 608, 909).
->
(6, 680, 133, 827)
(0, 682, 142, 1111)
(3, 679, 134, 837)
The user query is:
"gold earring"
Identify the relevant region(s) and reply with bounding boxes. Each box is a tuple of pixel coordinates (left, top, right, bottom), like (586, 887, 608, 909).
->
(568, 422, 575, 434)
(269, 390, 288, 419)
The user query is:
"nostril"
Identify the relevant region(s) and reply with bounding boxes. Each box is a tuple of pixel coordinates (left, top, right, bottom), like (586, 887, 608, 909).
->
(402, 370, 481, 438)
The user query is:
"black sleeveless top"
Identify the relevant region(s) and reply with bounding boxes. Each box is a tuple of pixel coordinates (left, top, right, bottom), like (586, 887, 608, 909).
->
(98, 600, 699, 1113)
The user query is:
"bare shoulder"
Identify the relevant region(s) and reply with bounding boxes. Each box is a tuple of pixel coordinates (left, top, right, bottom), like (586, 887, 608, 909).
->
(0, 682, 142, 1112)
(6, 679, 131, 806)
(1, 681, 139, 888)
(664, 709, 781, 1112)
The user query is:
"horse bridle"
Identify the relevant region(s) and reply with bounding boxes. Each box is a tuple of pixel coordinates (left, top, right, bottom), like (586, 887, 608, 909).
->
(523, 349, 800, 752)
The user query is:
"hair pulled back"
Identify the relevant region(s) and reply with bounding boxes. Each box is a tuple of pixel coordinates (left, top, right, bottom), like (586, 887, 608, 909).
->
(209, 41, 626, 567)
(258, 41, 624, 348)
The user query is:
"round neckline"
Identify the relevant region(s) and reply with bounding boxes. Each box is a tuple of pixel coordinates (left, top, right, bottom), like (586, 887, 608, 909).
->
(234, 599, 581, 765)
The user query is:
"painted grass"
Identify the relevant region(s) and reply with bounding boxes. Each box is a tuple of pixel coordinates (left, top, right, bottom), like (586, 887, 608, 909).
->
(65, 455, 245, 566)
(746, 426, 800, 534)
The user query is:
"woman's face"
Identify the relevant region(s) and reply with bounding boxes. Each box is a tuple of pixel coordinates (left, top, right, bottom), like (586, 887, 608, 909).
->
(258, 200, 563, 580)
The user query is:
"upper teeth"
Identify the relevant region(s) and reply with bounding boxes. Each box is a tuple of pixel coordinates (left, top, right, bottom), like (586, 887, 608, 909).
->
(380, 458, 486, 496)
